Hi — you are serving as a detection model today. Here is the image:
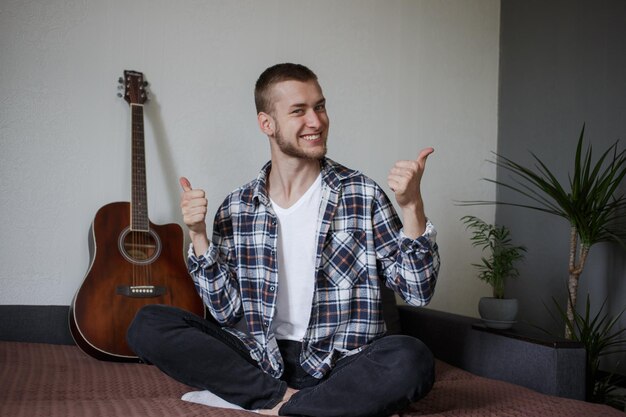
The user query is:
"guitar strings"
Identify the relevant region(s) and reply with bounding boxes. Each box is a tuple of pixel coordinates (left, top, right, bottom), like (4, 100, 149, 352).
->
(131, 102, 152, 290)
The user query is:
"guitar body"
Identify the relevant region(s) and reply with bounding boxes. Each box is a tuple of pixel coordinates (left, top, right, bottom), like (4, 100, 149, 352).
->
(70, 202, 204, 361)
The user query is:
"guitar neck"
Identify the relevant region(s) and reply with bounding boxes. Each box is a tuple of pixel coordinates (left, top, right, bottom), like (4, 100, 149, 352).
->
(131, 104, 149, 232)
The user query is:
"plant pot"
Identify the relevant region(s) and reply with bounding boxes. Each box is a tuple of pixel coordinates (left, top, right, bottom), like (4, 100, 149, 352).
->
(478, 297, 518, 329)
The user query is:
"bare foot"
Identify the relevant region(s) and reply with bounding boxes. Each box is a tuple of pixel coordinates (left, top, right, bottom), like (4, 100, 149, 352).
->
(257, 387, 298, 415)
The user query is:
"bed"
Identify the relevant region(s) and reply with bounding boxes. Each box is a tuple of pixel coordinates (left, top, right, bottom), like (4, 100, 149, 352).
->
(1, 303, 624, 417)
(1, 340, 622, 417)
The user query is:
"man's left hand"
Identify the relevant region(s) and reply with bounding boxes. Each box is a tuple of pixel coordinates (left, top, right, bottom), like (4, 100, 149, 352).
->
(387, 147, 433, 210)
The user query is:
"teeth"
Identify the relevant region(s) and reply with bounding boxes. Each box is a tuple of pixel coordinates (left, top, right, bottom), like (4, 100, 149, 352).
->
(302, 134, 320, 141)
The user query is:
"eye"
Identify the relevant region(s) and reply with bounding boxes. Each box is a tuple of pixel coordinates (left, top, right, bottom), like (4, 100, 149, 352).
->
(291, 108, 305, 115)
(315, 100, 327, 112)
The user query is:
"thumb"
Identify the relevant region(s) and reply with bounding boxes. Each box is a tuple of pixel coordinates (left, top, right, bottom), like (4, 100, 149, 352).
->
(179, 176, 192, 192)
(417, 147, 434, 165)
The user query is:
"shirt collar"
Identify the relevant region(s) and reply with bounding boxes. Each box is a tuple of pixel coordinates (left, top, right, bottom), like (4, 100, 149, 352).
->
(249, 157, 354, 207)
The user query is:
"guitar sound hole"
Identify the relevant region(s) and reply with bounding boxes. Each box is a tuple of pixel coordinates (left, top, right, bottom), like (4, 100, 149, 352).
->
(118, 228, 162, 265)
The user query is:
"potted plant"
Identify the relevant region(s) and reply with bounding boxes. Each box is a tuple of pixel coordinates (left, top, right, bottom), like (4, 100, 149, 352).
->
(462, 215, 526, 329)
(548, 294, 626, 407)
(462, 125, 626, 338)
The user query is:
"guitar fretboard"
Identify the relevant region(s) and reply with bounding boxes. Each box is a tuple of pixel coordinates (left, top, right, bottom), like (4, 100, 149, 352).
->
(131, 104, 149, 232)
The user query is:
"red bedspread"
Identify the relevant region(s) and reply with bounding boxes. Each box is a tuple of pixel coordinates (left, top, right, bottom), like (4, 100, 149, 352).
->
(0, 342, 621, 416)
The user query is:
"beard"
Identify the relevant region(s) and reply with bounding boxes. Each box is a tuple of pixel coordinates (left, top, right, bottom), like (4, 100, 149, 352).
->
(273, 123, 327, 161)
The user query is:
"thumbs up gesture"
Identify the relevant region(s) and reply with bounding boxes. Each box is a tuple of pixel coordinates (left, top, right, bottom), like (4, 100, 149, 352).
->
(387, 148, 433, 209)
(179, 177, 208, 237)
(387, 148, 433, 238)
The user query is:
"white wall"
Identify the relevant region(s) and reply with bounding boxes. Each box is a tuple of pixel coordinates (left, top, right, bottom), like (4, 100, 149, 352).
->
(0, 0, 500, 317)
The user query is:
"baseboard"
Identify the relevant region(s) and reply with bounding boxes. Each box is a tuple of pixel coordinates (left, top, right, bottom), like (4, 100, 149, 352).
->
(0, 305, 74, 345)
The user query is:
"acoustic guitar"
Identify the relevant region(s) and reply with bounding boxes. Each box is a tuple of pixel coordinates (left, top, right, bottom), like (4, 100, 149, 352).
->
(69, 70, 205, 361)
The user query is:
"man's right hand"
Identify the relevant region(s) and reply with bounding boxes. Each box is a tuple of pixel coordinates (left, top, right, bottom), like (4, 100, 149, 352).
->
(179, 177, 210, 255)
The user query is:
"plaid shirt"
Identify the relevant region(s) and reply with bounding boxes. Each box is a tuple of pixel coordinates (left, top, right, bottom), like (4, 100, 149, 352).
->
(188, 158, 440, 379)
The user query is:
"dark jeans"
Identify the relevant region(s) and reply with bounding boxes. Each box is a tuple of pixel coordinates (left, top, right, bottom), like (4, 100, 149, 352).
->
(127, 304, 434, 417)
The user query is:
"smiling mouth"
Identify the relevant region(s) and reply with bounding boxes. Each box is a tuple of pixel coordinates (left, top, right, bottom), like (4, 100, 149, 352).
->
(301, 134, 321, 141)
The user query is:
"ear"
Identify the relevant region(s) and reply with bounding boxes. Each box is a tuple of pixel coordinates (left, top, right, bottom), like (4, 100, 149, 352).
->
(257, 112, 275, 136)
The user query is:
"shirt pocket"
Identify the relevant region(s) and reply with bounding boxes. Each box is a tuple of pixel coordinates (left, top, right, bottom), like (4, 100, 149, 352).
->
(321, 229, 367, 289)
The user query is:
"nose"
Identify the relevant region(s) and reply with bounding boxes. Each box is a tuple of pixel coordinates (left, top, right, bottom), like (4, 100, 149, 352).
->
(305, 110, 322, 129)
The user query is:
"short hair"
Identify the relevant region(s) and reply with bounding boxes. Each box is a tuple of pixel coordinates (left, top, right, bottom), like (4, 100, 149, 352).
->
(254, 63, 318, 114)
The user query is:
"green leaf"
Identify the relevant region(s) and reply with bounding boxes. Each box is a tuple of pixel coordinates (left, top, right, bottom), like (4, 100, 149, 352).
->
(458, 124, 626, 249)
(462, 216, 525, 298)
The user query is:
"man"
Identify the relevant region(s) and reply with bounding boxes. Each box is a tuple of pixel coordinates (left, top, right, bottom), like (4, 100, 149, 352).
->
(128, 63, 440, 417)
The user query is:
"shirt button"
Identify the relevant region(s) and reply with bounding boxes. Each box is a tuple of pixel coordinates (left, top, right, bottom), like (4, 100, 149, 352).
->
(269, 286, 275, 291)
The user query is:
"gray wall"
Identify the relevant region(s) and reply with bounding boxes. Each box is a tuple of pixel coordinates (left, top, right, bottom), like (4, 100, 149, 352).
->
(0, 1, 501, 317)
(498, 0, 626, 373)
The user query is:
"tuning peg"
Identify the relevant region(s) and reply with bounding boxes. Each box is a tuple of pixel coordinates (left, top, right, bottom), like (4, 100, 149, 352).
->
(117, 93, 123, 98)
(118, 77, 124, 84)
(143, 81, 149, 87)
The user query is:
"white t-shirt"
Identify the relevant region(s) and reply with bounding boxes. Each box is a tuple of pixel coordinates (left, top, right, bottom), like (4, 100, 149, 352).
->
(269, 174, 322, 341)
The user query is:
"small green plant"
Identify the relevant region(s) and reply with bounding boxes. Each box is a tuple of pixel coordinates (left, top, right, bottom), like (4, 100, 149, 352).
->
(547, 293, 626, 408)
(462, 216, 526, 299)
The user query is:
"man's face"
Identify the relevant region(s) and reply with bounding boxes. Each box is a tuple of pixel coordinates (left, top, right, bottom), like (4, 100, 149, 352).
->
(266, 80, 329, 161)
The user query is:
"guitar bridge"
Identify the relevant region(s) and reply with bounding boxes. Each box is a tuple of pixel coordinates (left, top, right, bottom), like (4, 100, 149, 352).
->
(116, 285, 166, 298)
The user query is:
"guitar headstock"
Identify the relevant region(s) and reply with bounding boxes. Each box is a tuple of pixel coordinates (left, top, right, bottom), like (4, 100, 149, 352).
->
(119, 70, 149, 105)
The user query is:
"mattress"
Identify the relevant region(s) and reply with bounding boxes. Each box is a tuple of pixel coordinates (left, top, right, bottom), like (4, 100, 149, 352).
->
(0, 341, 622, 417)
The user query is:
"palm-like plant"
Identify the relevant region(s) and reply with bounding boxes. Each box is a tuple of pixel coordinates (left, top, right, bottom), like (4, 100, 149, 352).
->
(548, 294, 626, 406)
(462, 216, 526, 299)
(462, 125, 626, 338)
